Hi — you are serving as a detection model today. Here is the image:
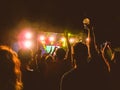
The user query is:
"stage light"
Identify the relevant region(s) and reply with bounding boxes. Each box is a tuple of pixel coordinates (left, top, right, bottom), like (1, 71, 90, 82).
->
(25, 32, 32, 39)
(61, 37, 66, 42)
(23, 40, 32, 48)
(69, 38, 75, 43)
(49, 36, 55, 42)
(46, 45, 60, 53)
(39, 35, 45, 41)
(68, 33, 71, 37)
(60, 37, 66, 47)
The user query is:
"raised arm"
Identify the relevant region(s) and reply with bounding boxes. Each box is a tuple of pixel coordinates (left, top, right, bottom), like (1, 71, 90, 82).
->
(83, 18, 99, 59)
(64, 32, 72, 62)
(100, 42, 111, 72)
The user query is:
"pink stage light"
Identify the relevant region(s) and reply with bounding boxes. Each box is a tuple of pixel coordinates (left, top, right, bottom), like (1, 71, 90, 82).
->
(23, 40, 32, 48)
(39, 35, 45, 41)
(49, 36, 55, 42)
(25, 32, 32, 39)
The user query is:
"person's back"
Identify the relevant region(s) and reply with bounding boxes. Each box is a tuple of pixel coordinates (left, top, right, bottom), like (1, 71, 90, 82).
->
(18, 48, 40, 90)
(60, 42, 94, 90)
(45, 48, 72, 90)
(61, 67, 91, 90)
(0, 45, 22, 90)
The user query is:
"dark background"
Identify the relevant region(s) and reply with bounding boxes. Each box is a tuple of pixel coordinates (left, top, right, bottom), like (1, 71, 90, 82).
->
(0, 0, 120, 47)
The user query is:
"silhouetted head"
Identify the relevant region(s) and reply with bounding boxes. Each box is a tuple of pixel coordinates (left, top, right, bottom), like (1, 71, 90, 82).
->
(73, 42, 88, 66)
(55, 48, 66, 60)
(0, 45, 22, 90)
(18, 48, 33, 66)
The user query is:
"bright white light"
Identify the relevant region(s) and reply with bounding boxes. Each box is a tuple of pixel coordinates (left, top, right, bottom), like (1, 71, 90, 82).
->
(49, 36, 55, 42)
(23, 40, 32, 48)
(25, 32, 32, 39)
(61, 37, 66, 42)
(69, 38, 75, 43)
(39, 35, 45, 41)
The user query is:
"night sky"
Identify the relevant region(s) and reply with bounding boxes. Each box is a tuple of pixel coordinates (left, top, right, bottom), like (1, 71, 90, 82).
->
(0, 0, 120, 46)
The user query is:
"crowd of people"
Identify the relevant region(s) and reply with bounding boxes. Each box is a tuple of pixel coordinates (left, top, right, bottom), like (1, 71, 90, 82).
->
(0, 18, 120, 90)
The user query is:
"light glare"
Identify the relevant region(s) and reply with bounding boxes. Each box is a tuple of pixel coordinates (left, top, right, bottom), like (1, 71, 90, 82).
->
(49, 36, 55, 42)
(61, 37, 66, 42)
(39, 35, 45, 41)
(25, 32, 32, 39)
(24, 40, 32, 48)
(69, 38, 75, 43)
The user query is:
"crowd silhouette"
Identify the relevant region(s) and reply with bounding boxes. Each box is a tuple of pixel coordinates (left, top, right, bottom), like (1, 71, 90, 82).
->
(0, 18, 120, 90)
